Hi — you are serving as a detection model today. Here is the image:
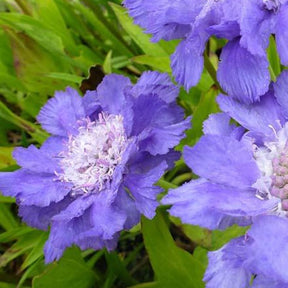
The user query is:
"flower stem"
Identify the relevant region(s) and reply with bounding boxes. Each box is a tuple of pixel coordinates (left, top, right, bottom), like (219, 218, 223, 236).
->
(204, 52, 224, 93)
(156, 179, 178, 190)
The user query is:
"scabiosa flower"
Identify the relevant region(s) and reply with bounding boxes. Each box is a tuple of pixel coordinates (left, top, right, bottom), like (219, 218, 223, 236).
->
(0, 71, 190, 263)
(163, 70, 288, 287)
(123, 0, 271, 104)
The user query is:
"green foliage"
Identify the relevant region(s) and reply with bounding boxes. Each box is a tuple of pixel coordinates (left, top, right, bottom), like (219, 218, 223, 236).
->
(32, 248, 97, 288)
(134, 212, 205, 288)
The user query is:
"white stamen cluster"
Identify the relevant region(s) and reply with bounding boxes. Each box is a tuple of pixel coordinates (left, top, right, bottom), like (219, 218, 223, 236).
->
(57, 113, 128, 195)
(253, 124, 288, 215)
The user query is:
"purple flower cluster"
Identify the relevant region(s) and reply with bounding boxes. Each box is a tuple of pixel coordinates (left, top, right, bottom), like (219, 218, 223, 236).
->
(124, 0, 288, 104)
(0, 72, 190, 263)
(163, 70, 288, 287)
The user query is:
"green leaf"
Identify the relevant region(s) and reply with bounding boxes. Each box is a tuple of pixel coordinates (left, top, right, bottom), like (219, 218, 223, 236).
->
(191, 87, 219, 138)
(71, 1, 134, 57)
(3, 28, 70, 94)
(211, 225, 248, 250)
(0, 203, 19, 230)
(0, 27, 15, 75)
(0, 282, 28, 288)
(181, 224, 212, 249)
(32, 247, 97, 288)
(0, 101, 48, 143)
(0, 194, 15, 203)
(21, 232, 48, 271)
(129, 282, 160, 288)
(0, 13, 65, 55)
(17, 259, 46, 288)
(34, 0, 78, 56)
(172, 217, 247, 251)
(132, 55, 171, 72)
(104, 251, 137, 287)
(268, 36, 281, 80)
(0, 147, 16, 169)
(0, 230, 44, 267)
(0, 226, 35, 243)
(0, 72, 26, 91)
(45, 73, 83, 84)
(103, 50, 113, 74)
(139, 212, 205, 288)
(179, 87, 219, 148)
(110, 3, 168, 57)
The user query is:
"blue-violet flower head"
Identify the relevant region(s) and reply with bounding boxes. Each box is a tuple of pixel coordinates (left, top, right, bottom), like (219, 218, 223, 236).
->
(163, 70, 288, 287)
(123, 0, 288, 104)
(0, 72, 190, 263)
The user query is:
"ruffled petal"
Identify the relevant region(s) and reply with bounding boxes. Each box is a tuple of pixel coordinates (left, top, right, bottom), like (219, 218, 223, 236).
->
(13, 136, 64, 174)
(207, 216, 288, 286)
(131, 71, 179, 103)
(162, 180, 277, 230)
(37, 87, 85, 136)
(204, 238, 251, 288)
(171, 35, 206, 91)
(114, 185, 140, 230)
(96, 74, 131, 114)
(81, 200, 127, 240)
(44, 205, 93, 263)
(131, 93, 190, 155)
(44, 193, 125, 263)
(138, 116, 191, 155)
(52, 193, 97, 222)
(183, 135, 260, 189)
(275, 6, 288, 65)
(217, 92, 285, 142)
(244, 215, 288, 283)
(131, 95, 175, 135)
(76, 236, 118, 253)
(217, 38, 270, 104)
(0, 169, 71, 206)
(240, 0, 273, 57)
(123, 0, 201, 42)
(203, 112, 245, 139)
(18, 196, 73, 230)
(125, 161, 167, 219)
(208, 21, 240, 40)
(18, 172, 71, 207)
(0, 170, 28, 197)
(127, 149, 180, 173)
(13, 146, 56, 173)
(82, 90, 102, 118)
(206, 225, 288, 287)
(274, 70, 288, 119)
(96, 74, 134, 135)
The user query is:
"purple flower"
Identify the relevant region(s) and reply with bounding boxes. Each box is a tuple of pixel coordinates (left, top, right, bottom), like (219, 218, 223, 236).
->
(205, 216, 288, 287)
(123, 0, 274, 104)
(163, 70, 288, 286)
(240, 0, 288, 65)
(0, 72, 190, 263)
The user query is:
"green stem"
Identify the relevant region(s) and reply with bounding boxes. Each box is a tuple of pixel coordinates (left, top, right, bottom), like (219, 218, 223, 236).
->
(172, 173, 193, 186)
(156, 179, 178, 190)
(269, 65, 277, 82)
(204, 52, 224, 93)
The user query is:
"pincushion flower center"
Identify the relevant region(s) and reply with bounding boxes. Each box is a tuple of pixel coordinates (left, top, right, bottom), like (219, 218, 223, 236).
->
(57, 112, 128, 194)
(253, 125, 288, 214)
(263, 0, 281, 12)
(270, 149, 288, 210)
